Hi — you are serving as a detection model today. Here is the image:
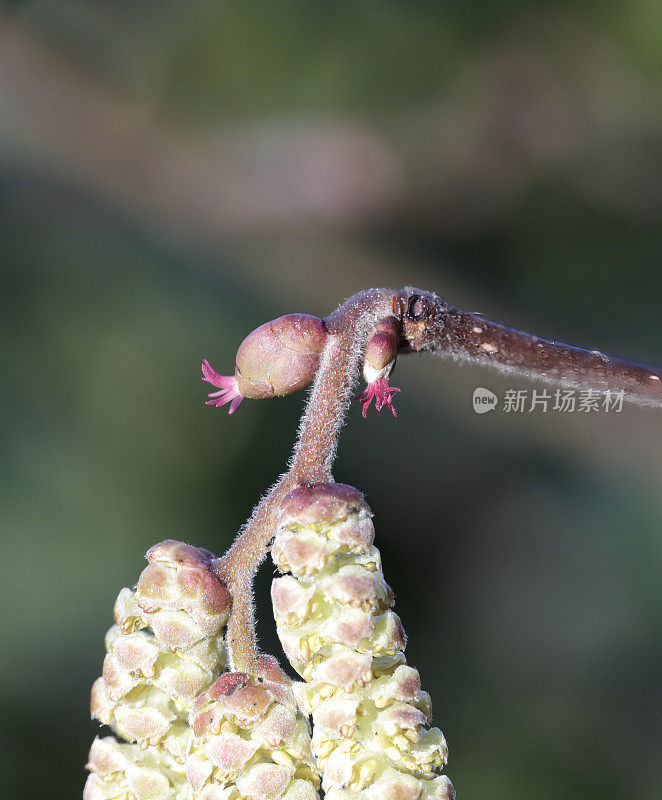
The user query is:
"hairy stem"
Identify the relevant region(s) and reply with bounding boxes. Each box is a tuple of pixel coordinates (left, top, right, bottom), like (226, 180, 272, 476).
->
(217, 288, 402, 673)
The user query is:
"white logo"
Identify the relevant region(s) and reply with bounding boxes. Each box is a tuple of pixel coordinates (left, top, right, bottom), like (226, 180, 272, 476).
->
(473, 387, 497, 414)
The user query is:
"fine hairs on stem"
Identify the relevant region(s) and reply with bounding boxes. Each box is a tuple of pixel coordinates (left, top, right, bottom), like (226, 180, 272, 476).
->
(214, 286, 661, 675)
(216, 288, 402, 672)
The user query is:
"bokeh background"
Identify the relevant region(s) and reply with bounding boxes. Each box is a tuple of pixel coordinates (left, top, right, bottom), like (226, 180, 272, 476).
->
(1, 2, 661, 798)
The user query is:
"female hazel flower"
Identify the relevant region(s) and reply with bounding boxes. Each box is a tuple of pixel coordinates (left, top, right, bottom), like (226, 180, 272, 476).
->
(204, 311, 404, 418)
(202, 314, 328, 413)
(355, 316, 401, 417)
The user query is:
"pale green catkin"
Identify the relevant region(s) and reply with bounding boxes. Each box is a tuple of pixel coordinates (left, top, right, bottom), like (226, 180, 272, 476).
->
(86, 541, 321, 800)
(271, 484, 454, 800)
(86, 541, 230, 800)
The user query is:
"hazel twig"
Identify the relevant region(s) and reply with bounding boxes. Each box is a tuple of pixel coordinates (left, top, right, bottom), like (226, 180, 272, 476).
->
(214, 286, 661, 675)
(402, 290, 662, 407)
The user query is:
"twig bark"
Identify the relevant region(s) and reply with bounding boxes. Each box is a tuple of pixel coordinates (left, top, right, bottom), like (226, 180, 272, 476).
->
(404, 291, 662, 407)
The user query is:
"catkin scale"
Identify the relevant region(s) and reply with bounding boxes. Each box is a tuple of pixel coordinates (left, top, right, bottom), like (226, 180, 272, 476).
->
(234, 314, 328, 399)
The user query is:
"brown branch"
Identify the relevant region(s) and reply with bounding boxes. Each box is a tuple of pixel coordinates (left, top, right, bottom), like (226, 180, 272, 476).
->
(402, 291, 662, 407)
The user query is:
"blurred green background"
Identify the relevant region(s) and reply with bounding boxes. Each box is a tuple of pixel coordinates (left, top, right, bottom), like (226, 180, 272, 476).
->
(1, 2, 661, 798)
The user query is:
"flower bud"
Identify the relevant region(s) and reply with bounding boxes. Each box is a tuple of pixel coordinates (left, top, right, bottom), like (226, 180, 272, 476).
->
(357, 317, 401, 417)
(203, 315, 328, 412)
(235, 314, 328, 399)
(186, 655, 320, 800)
(271, 485, 454, 800)
(362, 316, 399, 385)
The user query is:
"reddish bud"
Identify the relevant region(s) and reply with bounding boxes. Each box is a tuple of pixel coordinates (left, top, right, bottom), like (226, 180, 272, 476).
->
(203, 313, 328, 412)
(236, 314, 327, 397)
(357, 315, 401, 417)
(363, 316, 400, 377)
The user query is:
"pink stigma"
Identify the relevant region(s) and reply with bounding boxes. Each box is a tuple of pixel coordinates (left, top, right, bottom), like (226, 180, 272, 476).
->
(202, 359, 244, 414)
(356, 377, 401, 418)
